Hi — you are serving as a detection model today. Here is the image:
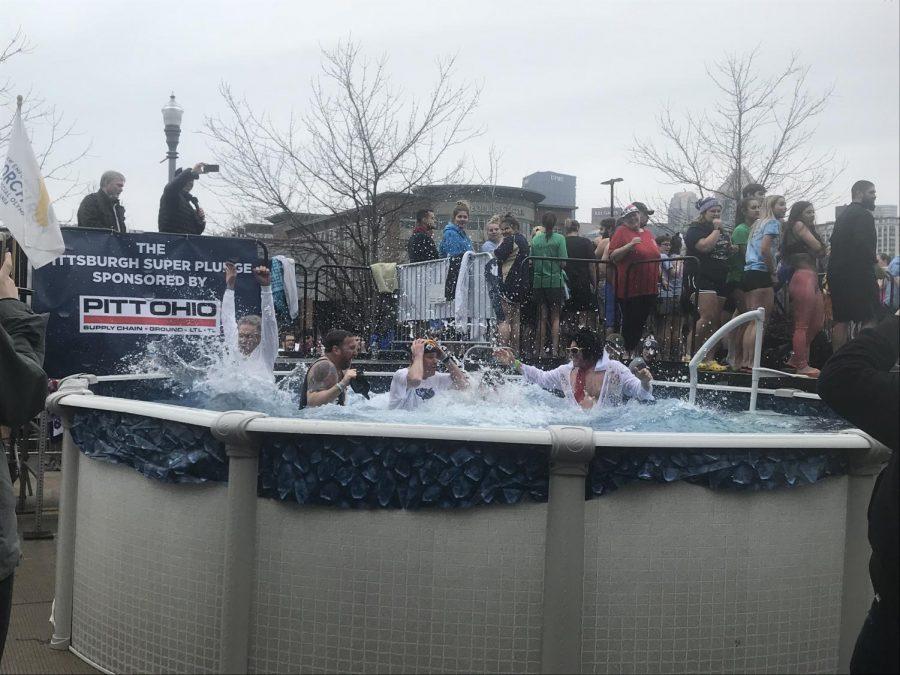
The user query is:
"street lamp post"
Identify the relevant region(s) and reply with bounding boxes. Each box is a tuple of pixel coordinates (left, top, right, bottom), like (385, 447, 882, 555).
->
(600, 177, 623, 219)
(161, 93, 184, 182)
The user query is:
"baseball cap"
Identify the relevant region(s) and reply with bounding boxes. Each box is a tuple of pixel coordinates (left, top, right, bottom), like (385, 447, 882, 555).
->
(620, 204, 641, 218)
(633, 201, 654, 216)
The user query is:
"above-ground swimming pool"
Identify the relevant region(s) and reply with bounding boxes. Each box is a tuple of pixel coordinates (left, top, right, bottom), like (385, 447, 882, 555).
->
(46, 370, 888, 674)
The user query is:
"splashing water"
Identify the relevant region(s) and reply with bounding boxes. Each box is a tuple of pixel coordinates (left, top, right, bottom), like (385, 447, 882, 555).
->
(121, 339, 846, 434)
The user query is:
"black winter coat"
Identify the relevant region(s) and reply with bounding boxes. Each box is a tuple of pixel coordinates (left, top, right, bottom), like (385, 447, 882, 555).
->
(819, 315, 899, 615)
(0, 297, 48, 582)
(76, 189, 126, 233)
(158, 169, 205, 235)
(407, 230, 439, 263)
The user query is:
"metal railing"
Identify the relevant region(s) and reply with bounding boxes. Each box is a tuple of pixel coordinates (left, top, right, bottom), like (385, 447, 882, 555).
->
(311, 265, 377, 344)
(624, 256, 699, 361)
(396, 252, 495, 343)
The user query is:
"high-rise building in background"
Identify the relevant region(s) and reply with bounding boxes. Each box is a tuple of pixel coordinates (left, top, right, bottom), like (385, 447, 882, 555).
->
(522, 171, 577, 220)
(667, 191, 699, 232)
(875, 217, 900, 256)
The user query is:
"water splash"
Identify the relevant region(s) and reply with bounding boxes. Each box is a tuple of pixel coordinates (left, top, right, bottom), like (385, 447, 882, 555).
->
(123, 341, 845, 434)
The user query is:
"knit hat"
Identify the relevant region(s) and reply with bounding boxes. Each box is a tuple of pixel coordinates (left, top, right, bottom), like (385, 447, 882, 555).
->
(695, 196, 721, 214)
(620, 204, 641, 218)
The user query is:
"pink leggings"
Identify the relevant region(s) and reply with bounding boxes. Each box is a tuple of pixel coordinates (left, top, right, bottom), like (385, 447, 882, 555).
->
(789, 268, 824, 370)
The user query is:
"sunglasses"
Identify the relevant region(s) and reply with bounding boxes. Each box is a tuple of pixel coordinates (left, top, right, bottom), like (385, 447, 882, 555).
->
(568, 347, 583, 355)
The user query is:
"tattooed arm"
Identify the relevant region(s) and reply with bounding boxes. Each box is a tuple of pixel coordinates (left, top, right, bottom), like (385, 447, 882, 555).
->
(304, 359, 356, 407)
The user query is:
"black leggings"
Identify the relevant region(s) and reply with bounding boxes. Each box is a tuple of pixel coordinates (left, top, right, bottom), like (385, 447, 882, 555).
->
(620, 294, 656, 351)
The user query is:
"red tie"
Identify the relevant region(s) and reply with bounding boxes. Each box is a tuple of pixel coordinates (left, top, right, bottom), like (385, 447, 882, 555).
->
(573, 367, 589, 403)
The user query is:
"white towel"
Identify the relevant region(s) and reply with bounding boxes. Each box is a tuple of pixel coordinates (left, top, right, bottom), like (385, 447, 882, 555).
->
(454, 251, 476, 326)
(273, 255, 299, 319)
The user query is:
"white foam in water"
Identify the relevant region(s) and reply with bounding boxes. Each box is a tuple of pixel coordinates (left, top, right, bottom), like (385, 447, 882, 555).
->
(125, 338, 845, 434)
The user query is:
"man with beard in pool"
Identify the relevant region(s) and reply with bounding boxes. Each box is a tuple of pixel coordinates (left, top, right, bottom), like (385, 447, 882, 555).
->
(389, 338, 469, 410)
(298, 329, 358, 408)
(494, 327, 653, 409)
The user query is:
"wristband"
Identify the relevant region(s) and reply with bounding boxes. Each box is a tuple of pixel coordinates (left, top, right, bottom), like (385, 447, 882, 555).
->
(336, 382, 346, 394)
(441, 354, 452, 364)
(513, 359, 522, 371)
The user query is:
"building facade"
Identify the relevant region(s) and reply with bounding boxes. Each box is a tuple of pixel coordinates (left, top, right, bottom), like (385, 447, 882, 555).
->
(522, 171, 576, 219)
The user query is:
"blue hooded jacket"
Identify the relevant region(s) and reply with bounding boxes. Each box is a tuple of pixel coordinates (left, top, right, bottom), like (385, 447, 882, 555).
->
(438, 222, 473, 258)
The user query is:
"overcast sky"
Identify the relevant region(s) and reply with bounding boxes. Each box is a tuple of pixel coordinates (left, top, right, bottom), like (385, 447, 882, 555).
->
(3, 0, 898, 232)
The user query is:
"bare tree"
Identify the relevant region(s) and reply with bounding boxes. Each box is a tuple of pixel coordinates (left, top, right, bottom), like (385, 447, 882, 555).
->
(631, 49, 843, 219)
(204, 38, 481, 270)
(1, 29, 90, 214)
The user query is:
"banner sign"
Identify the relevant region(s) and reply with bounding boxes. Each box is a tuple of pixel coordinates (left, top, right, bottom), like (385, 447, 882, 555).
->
(33, 228, 264, 378)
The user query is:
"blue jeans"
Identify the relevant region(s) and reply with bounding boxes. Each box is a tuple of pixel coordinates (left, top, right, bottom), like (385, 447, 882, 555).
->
(850, 597, 899, 674)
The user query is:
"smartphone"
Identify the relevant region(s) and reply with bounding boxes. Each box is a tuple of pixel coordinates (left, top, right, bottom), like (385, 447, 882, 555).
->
(203, 164, 220, 173)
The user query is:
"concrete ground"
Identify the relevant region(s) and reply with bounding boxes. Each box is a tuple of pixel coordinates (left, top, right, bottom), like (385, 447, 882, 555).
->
(1, 471, 99, 674)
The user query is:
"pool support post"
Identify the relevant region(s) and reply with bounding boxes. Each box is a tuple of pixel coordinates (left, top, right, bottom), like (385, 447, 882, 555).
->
(542, 425, 595, 674)
(212, 410, 267, 675)
(46, 377, 95, 651)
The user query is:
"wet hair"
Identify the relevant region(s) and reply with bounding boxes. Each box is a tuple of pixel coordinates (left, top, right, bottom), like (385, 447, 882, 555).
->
(323, 329, 354, 353)
(565, 219, 580, 234)
(500, 212, 520, 230)
(569, 327, 606, 363)
(851, 180, 874, 199)
(100, 170, 125, 188)
(452, 200, 470, 218)
(655, 234, 672, 246)
(541, 212, 557, 234)
(742, 183, 766, 198)
(735, 196, 760, 228)
(237, 315, 261, 332)
(415, 208, 433, 224)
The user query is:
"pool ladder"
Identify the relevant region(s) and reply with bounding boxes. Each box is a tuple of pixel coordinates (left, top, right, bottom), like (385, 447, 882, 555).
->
(688, 307, 788, 413)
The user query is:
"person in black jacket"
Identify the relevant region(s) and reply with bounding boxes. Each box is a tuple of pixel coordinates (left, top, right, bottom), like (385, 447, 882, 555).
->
(0, 251, 48, 658)
(818, 313, 898, 674)
(158, 162, 209, 235)
(76, 170, 126, 232)
(406, 208, 439, 263)
(827, 180, 880, 351)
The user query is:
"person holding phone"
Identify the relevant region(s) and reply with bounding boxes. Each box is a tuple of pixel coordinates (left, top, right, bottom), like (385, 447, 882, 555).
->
(158, 162, 212, 235)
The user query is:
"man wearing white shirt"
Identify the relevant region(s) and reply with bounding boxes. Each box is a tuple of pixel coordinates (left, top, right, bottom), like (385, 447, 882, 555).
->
(389, 338, 469, 410)
(222, 261, 279, 380)
(494, 327, 653, 409)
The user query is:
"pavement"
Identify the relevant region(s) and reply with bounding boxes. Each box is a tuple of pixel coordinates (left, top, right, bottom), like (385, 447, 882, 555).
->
(1, 471, 99, 674)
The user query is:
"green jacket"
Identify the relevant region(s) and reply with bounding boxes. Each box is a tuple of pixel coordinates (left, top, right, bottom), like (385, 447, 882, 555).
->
(0, 298, 47, 581)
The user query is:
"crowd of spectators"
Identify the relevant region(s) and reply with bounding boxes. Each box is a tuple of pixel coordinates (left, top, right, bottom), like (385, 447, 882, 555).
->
(385, 179, 894, 374)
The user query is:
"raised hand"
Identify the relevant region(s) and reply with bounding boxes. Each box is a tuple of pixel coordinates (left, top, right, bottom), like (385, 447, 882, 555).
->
(0, 252, 17, 300)
(253, 265, 271, 287)
(224, 261, 237, 289)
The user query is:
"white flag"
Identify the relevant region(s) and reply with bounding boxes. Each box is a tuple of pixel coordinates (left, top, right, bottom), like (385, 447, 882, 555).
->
(0, 104, 65, 268)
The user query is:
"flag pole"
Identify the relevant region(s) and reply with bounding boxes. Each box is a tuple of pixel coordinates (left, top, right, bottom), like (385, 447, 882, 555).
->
(16, 94, 34, 290)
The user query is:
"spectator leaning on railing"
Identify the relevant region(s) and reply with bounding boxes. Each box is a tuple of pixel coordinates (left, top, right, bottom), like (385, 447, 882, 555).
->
(0, 251, 49, 659)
